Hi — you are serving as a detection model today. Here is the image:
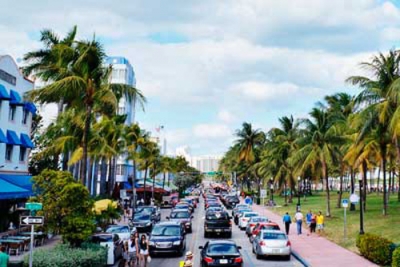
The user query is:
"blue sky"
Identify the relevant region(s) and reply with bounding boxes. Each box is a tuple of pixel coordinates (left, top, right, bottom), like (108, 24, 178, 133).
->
(1, 0, 400, 156)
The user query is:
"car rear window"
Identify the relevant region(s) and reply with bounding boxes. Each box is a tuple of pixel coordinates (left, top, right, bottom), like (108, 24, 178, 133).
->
(260, 225, 280, 230)
(244, 213, 259, 217)
(263, 232, 286, 240)
(106, 226, 129, 233)
(207, 244, 238, 254)
(152, 225, 181, 236)
(206, 212, 229, 220)
(134, 214, 150, 220)
(251, 217, 268, 222)
(171, 212, 190, 218)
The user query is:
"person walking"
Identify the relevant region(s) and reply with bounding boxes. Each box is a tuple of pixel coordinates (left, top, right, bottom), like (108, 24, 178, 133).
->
(282, 212, 292, 235)
(183, 251, 194, 267)
(139, 234, 149, 267)
(316, 211, 325, 235)
(306, 210, 312, 235)
(310, 212, 317, 235)
(0, 246, 9, 267)
(127, 233, 139, 267)
(294, 210, 304, 235)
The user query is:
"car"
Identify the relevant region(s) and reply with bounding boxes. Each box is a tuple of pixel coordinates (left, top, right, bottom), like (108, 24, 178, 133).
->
(167, 210, 194, 233)
(135, 206, 161, 222)
(182, 198, 197, 209)
(252, 230, 291, 260)
(148, 221, 186, 256)
(130, 213, 153, 233)
(206, 206, 224, 213)
(232, 204, 250, 217)
(245, 216, 269, 236)
(233, 208, 252, 225)
(105, 224, 137, 241)
(206, 202, 222, 209)
(204, 210, 232, 238)
(91, 233, 123, 266)
(174, 203, 193, 213)
(224, 195, 240, 209)
(238, 212, 259, 230)
(249, 222, 280, 242)
(199, 240, 243, 267)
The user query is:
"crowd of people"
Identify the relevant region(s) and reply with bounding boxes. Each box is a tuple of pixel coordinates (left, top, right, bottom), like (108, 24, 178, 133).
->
(121, 232, 150, 267)
(282, 209, 325, 236)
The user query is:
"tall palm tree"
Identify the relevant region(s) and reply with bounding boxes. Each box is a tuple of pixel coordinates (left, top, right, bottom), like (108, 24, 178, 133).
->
(235, 122, 265, 164)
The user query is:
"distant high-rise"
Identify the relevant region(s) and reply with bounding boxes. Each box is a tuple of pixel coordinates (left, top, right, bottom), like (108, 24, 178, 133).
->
(191, 155, 221, 173)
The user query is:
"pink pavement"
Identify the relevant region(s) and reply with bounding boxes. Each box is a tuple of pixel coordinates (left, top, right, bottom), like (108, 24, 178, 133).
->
(249, 202, 378, 267)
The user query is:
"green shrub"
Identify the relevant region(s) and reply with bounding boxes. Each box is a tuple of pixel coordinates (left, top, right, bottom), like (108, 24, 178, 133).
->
(393, 247, 400, 267)
(358, 233, 393, 266)
(24, 243, 107, 267)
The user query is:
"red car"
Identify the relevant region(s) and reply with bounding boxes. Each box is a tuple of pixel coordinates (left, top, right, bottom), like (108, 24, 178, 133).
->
(249, 222, 280, 243)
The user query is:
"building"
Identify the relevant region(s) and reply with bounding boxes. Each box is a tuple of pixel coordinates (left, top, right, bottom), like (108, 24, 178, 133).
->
(191, 155, 221, 173)
(0, 55, 36, 200)
(104, 57, 137, 183)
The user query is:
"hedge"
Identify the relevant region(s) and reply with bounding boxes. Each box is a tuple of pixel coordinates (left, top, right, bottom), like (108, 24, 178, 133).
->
(393, 247, 400, 267)
(357, 233, 393, 266)
(23, 243, 107, 267)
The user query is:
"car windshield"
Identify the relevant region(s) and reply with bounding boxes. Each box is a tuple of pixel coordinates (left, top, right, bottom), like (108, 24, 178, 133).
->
(244, 213, 258, 218)
(106, 226, 129, 233)
(152, 225, 181, 236)
(134, 214, 150, 221)
(238, 209, 251, 213)
(136, 207, 154, 214)
(206, 212, 228, 220)
(251, 217, 268, 222)
(261, 225, 280, 230)
(171, 212, 190, 219)
(262, 232, 287, 240)
(175, 205, 188, 209)
(207, 244, 238, 255)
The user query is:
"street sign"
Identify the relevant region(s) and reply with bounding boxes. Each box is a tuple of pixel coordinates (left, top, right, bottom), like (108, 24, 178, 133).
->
(260, 189, 267, 198)
(342, 199, 349, 208)
(350, 194, 359, 204)
(20, 216, 44, 226)
(26, 202, 42, 211)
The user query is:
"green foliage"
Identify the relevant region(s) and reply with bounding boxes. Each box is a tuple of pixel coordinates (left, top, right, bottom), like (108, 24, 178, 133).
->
(358, 233, 393, 266)
(31, 170, 95, 247)
(393, 247, 400, 267)
(23, 243, 107, 267)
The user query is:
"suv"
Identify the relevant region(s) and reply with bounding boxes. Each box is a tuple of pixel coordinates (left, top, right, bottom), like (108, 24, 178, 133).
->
(167, 210, 194, 233)
(135, 206, 161, 222)
(149, 221, 186, 256)
(204, 210, 232, 238)
(224, 195, 240, 209)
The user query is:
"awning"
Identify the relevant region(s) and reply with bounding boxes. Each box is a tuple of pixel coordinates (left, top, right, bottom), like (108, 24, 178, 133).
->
(0, 84, 10, 100)
(0, 128, 7, 143)
(123, 182, 132, 189)
(9, 90, 24, 106)
(24, 102, 37, 116)
(20, 133, 34, 148)
(0, 178, 32, 200)
(7, 130, 22, 145)
(0, 174, 33, 191)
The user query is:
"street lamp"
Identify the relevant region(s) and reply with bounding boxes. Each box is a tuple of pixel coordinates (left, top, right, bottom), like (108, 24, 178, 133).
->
(297, 177, 301, 205)
(269, 178, 274, 202)
(359, 177, 365, 235)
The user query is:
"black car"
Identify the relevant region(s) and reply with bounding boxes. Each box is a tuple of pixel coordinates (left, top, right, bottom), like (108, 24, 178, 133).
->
(131, 213, 153, 233)
(135, 206, 161, 222)
(224, 195, 240, 209)
(167, 210, 194, 233)
(148, 221, 186, 256)
(199, 240, 243, 267)
(204, 210, 232, 238)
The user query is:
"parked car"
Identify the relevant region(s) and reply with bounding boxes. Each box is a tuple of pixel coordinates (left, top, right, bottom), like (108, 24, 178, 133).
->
(233, 208, 252, 225)
(105, 224, 137, 241)
(148, 221, 186, 256)
(204, 210, 232, 238)
(130, 213, 153, 233)
(252, 230, 291, 260)
(206, 206, 224, 213)
(206, 202, 223, 209)
(232, 204, 250, 217)
(223, 195, 240, 209)
(199, 240, 243, 267)
(249, 222, 280, 242)
(167, 210, 194, 233)
(91, 233, 123, 266)
(238, 212, 259, 230)
(135, 206, 161, 222)
(174, 203, 193, 213)
(245, 216, 269, 236)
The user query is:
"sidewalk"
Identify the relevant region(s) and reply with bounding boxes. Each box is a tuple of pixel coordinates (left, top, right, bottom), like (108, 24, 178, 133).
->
(249, 202, 377, 267)
(10, 235, 61, 262)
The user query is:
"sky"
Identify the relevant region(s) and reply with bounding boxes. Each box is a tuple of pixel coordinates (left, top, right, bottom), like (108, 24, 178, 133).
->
(1, 0, 400, 156)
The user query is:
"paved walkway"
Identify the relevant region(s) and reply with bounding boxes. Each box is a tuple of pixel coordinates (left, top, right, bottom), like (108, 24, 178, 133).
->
(250, 203, 377, 267)
(9, 235, 61, 262)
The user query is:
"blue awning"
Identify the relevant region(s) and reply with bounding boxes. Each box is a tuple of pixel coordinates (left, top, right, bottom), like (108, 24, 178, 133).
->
(0, 84, 10, 100)
(20, 133, 34, 148)
(7, 130, 22, 145)
(24, 102, 37, 116)
(0, 128, 7, 143)
(123, 182, 132, 189)
(10, 90, 24, 106)
(0, 174, 33, 191)
(0, 178, 32, 200)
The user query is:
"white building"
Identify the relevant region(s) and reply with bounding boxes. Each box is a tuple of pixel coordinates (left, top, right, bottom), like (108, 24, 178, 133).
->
(0, 55, 36, 199)
(191, 155, 221, 173)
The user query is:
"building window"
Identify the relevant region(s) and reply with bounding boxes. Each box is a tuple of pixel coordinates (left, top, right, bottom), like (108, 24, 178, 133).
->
(22, 109, 28, 124)
(116, 164, 126, 176)
(5, 145, 13, 161)
(9, 106, 16, 121)
(19, 147, 27, 162)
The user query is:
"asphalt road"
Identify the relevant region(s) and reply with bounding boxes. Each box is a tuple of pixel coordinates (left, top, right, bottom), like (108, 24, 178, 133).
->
(148, 199, 303, 267)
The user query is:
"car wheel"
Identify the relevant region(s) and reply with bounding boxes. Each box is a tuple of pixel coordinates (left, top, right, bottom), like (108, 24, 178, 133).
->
(285, 255, 291, 261)
(256, 253, 261, 260)
(252, 245, 255, 254)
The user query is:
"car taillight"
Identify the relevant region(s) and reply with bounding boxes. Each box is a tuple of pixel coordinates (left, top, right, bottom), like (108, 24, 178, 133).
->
(286, 241, 291, 246)
(259, 241, 266, 246)
(229, 221, 232, 225)
(204, 257, 213, 263)
(234, 257, 243, 263)
(250, 223, 255, 227)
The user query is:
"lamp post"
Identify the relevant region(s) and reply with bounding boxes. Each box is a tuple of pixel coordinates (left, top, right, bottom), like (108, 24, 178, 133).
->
(359, 177, 364, 235)
(297, 177, 301, 205)
(270, 178, 274, 202)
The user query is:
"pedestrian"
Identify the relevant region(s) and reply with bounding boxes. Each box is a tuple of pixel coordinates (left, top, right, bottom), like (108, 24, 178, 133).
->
(150, 198, 155, 206)
(316, 211, 325, 235)
(127, 233, 139, 267)
(121, 241, 129, 267)
(0, 246, 9, 267)
(310, 212, 317, 235)
(282, 212, 292, 235)
(183, 251, 194, 267)
(294, 210, 304, 235)
(306, 210, 312, 235)
(139, 234, 149, 267)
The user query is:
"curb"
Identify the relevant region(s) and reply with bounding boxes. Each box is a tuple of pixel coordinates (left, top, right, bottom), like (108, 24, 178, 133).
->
(292, 249, 311, 267)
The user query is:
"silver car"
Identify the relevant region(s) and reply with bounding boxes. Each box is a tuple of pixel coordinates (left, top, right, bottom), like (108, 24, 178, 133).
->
(252, 230, 291, 260)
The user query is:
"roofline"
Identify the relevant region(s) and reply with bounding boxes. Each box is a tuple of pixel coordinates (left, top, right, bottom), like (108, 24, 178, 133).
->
(0, 55, 34, 84)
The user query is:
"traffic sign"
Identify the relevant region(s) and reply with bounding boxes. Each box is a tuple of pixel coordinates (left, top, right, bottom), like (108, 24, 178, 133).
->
(260, 189, 267, 198)
(26, 202, 43, 211)
(20, 216, 44, 226)
(350, 194, 359, 204)
(342, 199, 349, 208)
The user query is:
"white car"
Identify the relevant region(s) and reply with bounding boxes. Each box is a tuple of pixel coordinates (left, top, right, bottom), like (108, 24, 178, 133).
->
(252, 230, 291, 260)
(238, 212, 259, 230)
(91, 233, 123, 265)
(105, 224, 137, 241)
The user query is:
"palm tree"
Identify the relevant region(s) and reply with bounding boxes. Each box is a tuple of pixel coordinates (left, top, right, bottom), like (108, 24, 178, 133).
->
(235, 122, 265, 164)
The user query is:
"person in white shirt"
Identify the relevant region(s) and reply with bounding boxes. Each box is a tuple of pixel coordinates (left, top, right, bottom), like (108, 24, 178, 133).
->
(294, 211, 304, 235)
(127, 233, 139, 266)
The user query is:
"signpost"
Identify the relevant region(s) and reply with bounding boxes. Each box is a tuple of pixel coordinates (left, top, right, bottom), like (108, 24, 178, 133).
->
(24, 202, 43, 267)
(342, 199, 349, 239)
(260, 189, 267, 205)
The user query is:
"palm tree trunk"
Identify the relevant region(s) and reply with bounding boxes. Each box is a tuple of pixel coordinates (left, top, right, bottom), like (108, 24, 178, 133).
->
(381, 146, 388, 216)
(100, 158, 107, 195)
(88, 158, 94, 195)
(109, 157, 117, 196)
(284, 182, 287, 205)
(362, 160, 367, 212)
(93, 159, 100, 196)
(62, 151, 69, 171)
(81, 105, 92, 185)
(350, 168, 356, 211)
(336, 163, 344, 208)
(162, 172, 166, 189)
(107, 158, 113, 196)
(152, 169, 156, 200)
(322, 160, 331, 217)
(377, 166, 381, 195)
(143, 165, 148, 203)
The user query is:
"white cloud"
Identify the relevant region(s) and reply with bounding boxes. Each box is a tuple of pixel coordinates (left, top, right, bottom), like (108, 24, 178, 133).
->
(193, 123, 232, 139)
(218, 110, 235, 123)
(231, 82, 299, 101)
